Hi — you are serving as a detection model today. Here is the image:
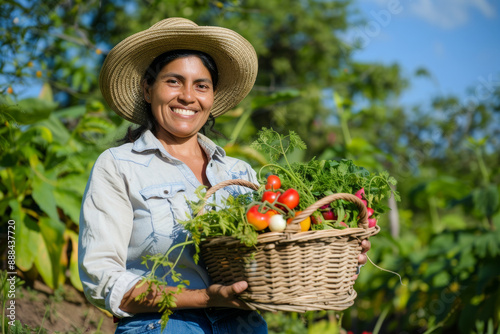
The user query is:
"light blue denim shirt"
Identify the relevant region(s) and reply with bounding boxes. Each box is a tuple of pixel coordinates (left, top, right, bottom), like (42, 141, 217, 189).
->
(78, 130, 258, 318)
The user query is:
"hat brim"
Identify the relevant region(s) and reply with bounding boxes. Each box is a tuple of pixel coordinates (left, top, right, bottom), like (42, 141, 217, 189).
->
(99, 22, 258, 125)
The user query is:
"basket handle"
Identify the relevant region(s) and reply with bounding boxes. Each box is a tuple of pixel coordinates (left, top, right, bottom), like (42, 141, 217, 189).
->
(287, 193, 369, 231)
(196, 179, 260, 216)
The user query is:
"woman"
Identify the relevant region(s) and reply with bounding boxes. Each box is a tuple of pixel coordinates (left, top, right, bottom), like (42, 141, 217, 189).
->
(79, 18, 266, 333)
(79, 17, 370, 333)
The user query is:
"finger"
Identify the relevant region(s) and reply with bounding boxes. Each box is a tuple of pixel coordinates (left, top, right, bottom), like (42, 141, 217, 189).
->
(361, 239, 371, 253)
(358, 253, 367, 265)
(352, 274, 359, 280)
(231, 281, 248, 294)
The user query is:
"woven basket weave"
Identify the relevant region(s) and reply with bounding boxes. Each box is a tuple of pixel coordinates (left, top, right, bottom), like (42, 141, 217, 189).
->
(198, 179, 380, 312)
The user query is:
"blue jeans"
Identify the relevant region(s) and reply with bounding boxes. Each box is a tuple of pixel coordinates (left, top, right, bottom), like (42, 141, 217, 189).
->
(115, 308, 268, 334)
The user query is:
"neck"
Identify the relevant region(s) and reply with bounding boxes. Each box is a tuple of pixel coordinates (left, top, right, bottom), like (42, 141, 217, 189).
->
(155, 130, 204, 158)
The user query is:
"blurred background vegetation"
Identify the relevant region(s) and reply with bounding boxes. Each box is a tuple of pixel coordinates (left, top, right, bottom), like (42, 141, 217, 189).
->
(1, 0, 499, 333)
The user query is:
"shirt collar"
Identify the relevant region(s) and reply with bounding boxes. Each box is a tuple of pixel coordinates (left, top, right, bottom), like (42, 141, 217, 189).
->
(132, 130, 164, 154)
(132, 130, 226, 160)
(197, 132, 226, 160)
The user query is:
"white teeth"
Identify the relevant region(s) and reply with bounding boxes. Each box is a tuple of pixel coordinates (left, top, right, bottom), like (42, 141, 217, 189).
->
(172, 108, 196, 116)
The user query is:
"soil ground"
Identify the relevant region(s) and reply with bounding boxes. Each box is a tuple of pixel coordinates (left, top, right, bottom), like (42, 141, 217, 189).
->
(13, 281, 116, 334)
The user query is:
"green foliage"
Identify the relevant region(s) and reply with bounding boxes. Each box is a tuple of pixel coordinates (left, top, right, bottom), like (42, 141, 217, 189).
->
(1, 0, 499, 333)
(0, 86, 120, 291)
(252, 128, 307, 164)
(473, 319, 500, 334)
(182, 188, 260, 247)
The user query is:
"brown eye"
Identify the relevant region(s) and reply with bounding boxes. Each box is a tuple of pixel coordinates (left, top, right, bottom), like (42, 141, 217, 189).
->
(197, 83, 211, 90)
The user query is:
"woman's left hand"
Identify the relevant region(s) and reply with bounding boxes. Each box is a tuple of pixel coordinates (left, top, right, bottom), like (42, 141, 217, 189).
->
(206, 281, 252, 309)
(353, 239, 371, 280)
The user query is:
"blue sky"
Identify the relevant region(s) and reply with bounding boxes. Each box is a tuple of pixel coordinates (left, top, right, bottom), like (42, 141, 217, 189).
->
(349, 0, 500, 106)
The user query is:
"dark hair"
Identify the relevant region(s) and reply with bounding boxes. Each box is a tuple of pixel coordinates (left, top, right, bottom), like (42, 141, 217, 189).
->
(119, 50, 219, 144)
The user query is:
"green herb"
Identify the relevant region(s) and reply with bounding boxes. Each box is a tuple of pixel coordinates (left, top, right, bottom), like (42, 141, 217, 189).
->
(182, 189, 260, 248)
(252, 128, 400, 228)
(135, 235, 191, 330)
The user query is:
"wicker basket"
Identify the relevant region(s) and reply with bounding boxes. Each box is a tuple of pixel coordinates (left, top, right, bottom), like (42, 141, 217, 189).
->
(198, 179, 380, 312)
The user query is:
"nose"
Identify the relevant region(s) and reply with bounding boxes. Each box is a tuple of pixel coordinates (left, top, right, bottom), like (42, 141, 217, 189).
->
(179, 84, 195, 104)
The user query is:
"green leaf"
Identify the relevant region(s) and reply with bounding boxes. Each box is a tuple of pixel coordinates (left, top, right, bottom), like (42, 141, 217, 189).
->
(10, 199, 40, 271)
(4, 98, 58, 124)
(57, 173, 90, 195)
(425, 176, 470, 200)
(54, 188, 82, 224)
(38, 115, 71, 144)
(34, 230, 54, 289)
(77, 115, 116, 135)
(473, 185, 499, 218)
(72, 69, 84, 90)
(54, 105, 86, 119)
(38, 126, 53, 143)
(35, 217, 65, 289)
(250, 89, 301, 110)
(432, 271, 450, 288)
(32, 174, 59, 222)
(86, 100, 105, 112)
(251, 128, 306, 163)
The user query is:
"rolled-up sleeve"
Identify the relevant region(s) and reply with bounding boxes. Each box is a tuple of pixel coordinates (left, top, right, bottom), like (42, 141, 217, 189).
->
(78, 150, 140, 318)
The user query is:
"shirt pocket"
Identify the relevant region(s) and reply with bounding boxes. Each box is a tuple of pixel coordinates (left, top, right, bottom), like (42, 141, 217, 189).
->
(140, 182, 187, 237)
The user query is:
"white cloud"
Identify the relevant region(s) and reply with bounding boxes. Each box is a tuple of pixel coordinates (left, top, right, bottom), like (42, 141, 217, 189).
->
(409, 0, 496, 29)
(361, 0, 496, 29)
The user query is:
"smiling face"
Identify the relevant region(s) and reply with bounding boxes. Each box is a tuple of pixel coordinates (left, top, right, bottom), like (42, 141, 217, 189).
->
(143, 56, 215, 141)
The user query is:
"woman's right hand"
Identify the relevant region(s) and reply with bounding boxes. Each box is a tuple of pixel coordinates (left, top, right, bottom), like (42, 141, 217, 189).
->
(205, 281, 251, 309)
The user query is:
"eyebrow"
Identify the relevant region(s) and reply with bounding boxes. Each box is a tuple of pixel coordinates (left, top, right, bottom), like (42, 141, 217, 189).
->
(158, 72, 213, 85)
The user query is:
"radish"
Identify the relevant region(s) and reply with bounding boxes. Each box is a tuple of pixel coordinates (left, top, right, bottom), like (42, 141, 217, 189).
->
(355, 188, 365, 199)
(366, 207, 374, 217)
(368, 218, 377, 228)
(322, 210, 337, 221)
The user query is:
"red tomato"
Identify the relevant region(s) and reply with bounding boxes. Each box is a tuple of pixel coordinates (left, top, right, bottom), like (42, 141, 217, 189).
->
(262, 191, 280, 203)
(246, 205, 276, 231)
(277, 188, 300, 210)
(265, 175, 281, 191)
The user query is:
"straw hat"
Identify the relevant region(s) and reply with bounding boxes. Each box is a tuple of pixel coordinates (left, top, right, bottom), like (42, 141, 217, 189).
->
(99, 17, 258, 125)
